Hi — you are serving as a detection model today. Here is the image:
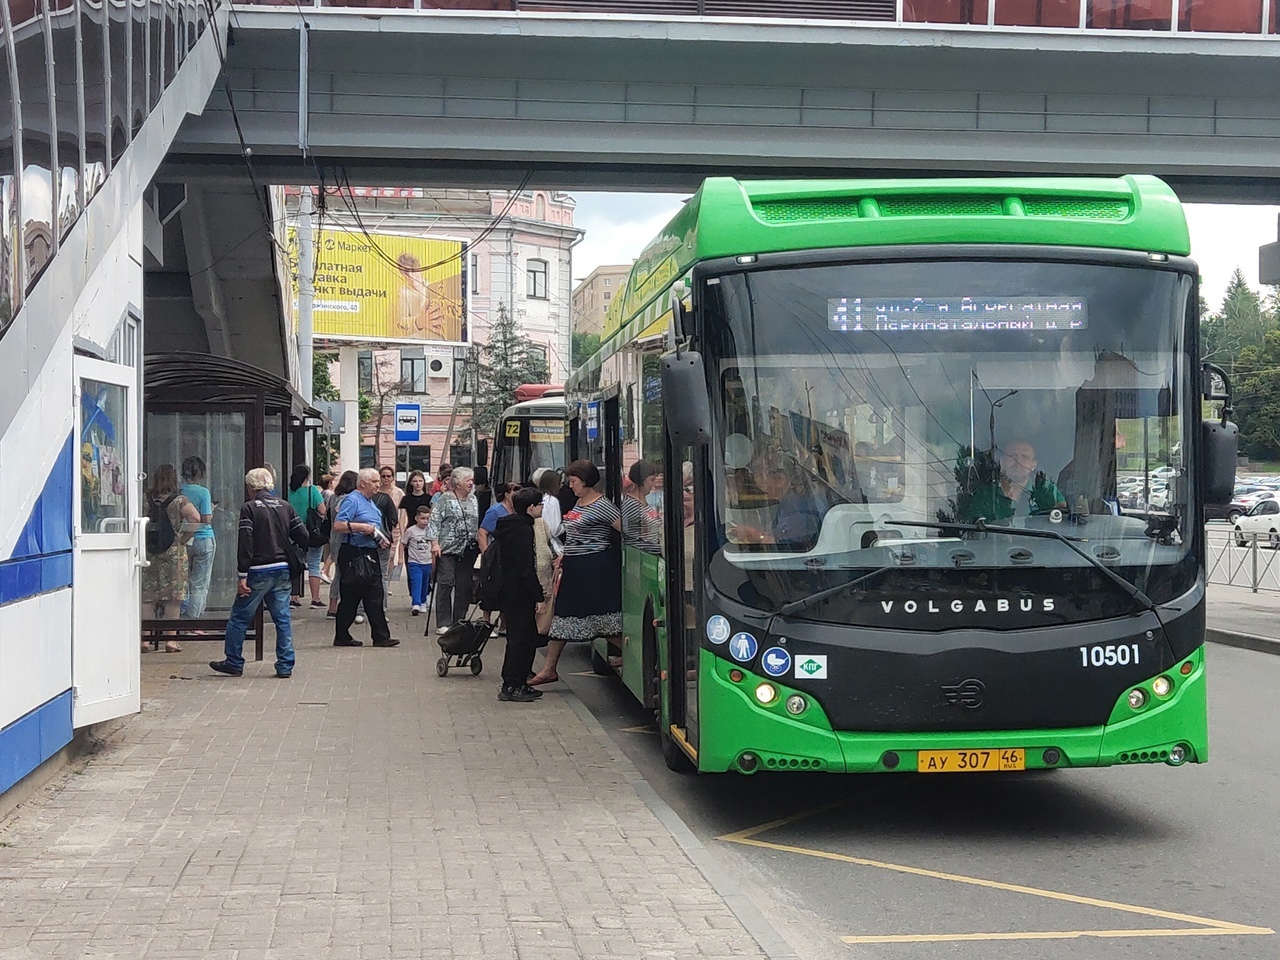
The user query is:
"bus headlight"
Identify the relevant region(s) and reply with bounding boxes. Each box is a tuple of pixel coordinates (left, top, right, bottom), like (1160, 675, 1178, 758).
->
(785, 695, 807, 715)
(754, 683, 777, 705)
(1127, 688, 1147, 710)
(1152, 676, 1173, 698)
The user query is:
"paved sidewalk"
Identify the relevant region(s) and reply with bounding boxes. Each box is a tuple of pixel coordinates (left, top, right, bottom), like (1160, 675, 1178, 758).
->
(0, 603, 771, 960)
(1206, 582, 1280, 654)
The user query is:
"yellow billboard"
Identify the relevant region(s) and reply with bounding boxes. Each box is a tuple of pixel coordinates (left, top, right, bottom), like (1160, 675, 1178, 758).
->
(289, 227, 467, 344)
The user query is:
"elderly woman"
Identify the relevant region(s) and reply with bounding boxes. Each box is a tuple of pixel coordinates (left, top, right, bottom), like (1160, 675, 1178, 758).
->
(529, 460, 622, 686)
(425, 466, 479, 634)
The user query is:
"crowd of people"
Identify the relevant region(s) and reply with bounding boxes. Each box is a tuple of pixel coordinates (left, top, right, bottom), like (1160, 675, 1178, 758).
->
(146, 454, 650, 700)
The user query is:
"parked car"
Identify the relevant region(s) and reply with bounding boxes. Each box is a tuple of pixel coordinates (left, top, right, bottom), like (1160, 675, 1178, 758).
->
(1233, 499, 1280, 548)
(1205, 499, 1248, 523)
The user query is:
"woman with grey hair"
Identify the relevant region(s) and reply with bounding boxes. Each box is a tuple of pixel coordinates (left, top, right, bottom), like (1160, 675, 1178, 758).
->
(425, 466, 479, 634)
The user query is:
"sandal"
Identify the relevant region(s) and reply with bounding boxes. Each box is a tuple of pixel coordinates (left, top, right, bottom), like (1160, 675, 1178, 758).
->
(526, 673, 560, 686)
(164, 641, 182, 653)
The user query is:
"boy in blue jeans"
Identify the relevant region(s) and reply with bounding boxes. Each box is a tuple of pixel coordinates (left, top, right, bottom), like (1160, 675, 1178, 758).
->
(402, 505, 434, 615)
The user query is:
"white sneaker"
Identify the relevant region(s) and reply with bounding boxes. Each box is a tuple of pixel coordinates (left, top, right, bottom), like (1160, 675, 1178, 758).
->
(411, 605, 421, 616)
(355, 614, 366, 624)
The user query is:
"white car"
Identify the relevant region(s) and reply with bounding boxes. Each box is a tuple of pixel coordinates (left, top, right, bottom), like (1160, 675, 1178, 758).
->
(1234, 499, 1280, 549)
(1149, 466, 1178, 480)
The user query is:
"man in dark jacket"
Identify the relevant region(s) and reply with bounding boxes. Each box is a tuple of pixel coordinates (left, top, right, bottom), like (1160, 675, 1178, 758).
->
(211, 467, 310, 679)
(495, 487, 546, 702)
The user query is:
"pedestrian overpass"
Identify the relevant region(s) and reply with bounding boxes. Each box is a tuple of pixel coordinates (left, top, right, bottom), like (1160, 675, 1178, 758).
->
(2, 0, 1279, 796)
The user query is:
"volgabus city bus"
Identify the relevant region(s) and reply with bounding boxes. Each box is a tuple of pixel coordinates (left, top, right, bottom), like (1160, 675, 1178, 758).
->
(566, 175, 1237, 775)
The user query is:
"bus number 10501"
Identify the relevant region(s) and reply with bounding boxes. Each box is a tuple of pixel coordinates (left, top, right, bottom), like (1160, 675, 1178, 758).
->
(1079, 644, 1140, 667)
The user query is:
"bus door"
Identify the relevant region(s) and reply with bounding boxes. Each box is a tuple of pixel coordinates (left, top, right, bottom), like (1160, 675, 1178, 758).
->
(604, 396, 621, 501)
(663, 438, 698, 762)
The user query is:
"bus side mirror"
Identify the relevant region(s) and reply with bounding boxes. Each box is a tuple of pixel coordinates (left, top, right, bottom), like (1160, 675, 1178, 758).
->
(661, 350, 711, 447)
(1201, 419, 1237, 505)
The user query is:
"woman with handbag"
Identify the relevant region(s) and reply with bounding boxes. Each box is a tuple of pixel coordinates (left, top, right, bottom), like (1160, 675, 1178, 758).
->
(287, 464, 328, 610)
(529, 460, 622, 686)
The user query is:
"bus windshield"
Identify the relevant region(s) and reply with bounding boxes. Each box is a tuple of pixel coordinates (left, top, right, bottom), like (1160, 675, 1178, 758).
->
(702, 257, 1198, 626)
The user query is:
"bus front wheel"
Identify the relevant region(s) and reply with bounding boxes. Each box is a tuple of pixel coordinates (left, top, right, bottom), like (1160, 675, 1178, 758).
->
(662, 731, 696, 774)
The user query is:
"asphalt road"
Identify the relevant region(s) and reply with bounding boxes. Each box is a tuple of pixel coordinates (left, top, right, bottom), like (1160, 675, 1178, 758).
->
(558, 640, 1280, 960)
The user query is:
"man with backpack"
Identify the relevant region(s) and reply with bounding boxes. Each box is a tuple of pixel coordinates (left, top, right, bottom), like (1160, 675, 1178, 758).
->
(210, 468, 311, 679)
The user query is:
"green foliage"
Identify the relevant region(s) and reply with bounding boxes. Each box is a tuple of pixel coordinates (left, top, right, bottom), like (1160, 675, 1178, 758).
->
(1201, 268, 1272, 377)
(469, 303, 550, 441)
(572, 330, 602, 367)
(1234, 329, 1280, 461)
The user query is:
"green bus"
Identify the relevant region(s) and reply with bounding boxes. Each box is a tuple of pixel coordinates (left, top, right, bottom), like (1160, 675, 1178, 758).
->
(566, 175, 1237, 775)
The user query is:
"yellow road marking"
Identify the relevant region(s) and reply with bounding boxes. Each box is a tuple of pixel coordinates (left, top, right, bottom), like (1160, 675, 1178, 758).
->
(844, 927, 1271, 944)
(718, 803, 1273, 944)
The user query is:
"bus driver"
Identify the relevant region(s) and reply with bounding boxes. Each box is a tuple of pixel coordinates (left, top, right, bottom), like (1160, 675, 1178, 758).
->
(727, 453, 827, 550)
(964, 440, 1067, 522)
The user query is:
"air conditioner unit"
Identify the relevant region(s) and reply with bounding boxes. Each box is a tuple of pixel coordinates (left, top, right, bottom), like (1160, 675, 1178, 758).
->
(427, 355, 451, 379)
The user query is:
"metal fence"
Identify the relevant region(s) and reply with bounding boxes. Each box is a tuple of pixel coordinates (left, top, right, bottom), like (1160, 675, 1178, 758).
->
(1206, 527, 1280, 593)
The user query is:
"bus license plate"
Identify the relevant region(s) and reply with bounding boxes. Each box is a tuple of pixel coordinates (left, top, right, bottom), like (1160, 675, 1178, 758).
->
(917, 749, 1025, 773)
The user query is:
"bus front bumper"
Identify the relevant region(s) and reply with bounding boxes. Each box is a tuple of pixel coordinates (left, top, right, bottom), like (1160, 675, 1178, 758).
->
(699, 647, 1207, 774)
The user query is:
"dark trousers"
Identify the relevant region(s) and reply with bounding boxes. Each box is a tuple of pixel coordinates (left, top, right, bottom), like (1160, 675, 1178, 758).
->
(500, 601, 539, 689)
(435, 549, 477, 629)
(335, 545, 391, 644)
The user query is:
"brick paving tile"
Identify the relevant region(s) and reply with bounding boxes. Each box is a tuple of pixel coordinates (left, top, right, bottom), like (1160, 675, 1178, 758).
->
(0, 605, 769, 960)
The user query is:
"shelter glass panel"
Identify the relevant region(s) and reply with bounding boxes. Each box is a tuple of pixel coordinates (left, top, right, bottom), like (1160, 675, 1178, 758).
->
(0, 38, 19, 333)
(51, 0, 82, 237)
(130, 0, 146, 131)
(145, 410, 248, 621)
(81, 0, 109, 193)
(108, 0, 129, 162)
(147, 0, 161, 108)
(14, 9, 55, 290)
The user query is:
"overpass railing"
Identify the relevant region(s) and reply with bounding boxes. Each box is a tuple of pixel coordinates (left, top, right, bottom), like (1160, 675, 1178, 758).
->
(230, 0, 1278, 37)
(1, 0, 218, 340)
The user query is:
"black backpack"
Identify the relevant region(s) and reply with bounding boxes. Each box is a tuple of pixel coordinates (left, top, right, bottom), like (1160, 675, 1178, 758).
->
(474, 538, 506, 611)
(305, 504, 330, 548)
(145, 493, 179, 556)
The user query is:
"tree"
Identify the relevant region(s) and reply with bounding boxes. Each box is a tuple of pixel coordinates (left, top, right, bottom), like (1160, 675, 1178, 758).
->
(468, 303, 550, 442)
(1234, 329, 1280, 461)
(1203, 268, 1271, 376)
(572, 330, 601, 368)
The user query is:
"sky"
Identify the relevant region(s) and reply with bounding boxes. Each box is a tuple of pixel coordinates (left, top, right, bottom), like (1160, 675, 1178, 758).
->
(570, 192, 1280, 312)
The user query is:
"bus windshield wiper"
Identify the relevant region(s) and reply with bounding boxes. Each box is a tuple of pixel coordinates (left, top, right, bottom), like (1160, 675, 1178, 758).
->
(886, 520, 1156, 612)
(777, 563, 896, 618)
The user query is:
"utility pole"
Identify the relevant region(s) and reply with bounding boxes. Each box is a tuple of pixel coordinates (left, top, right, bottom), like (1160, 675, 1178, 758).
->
(470, 344, 479, 468)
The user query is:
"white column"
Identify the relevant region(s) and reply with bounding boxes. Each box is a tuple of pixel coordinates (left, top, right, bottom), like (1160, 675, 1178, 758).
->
(297, 188, 315, 402)
(339, 344, 360, 474)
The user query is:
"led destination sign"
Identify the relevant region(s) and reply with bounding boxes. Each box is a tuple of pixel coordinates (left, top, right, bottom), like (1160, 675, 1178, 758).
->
(828, 297, 1088, 332)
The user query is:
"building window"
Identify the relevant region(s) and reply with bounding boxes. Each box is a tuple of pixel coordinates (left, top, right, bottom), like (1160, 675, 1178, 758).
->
(604, 292, 611, 301)
(603, 278, 611, 287)
(358, 351, 373, 393)
(401, 356, 426, 393)
(527, 259, 548, 299)
(470, 253, 479, 295)
(359, 445, 377, 469)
